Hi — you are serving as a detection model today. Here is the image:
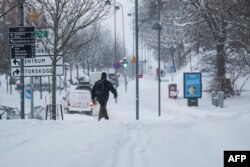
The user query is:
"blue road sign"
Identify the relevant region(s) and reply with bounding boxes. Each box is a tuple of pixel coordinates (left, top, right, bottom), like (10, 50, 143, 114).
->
(113, 61, 121, 69)
(25, 88, 31, 99)
(9, 26, 35, 59)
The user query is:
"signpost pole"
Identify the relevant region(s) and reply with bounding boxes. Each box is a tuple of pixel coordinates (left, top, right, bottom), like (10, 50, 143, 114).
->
(20, 60, 25, 119)
(30, 77, 34, 118)
(172, 70, 173, 82)
(125, 71, 127, 92)
(19, 0, 25, 119)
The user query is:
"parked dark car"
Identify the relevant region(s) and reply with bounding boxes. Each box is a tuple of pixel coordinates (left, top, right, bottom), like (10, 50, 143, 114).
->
(75, 80, 91, 91)
(76, 84, 91, 91)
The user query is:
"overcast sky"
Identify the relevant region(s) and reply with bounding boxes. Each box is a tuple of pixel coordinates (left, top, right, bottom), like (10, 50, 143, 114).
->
(102, 0, 134, 57)
(101, 0, 158, 69)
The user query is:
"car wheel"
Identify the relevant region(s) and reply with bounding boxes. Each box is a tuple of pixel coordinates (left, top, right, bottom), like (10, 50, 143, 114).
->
(90, 108, 95, 116)
(66, 109, 70, 114)
(89, 108, 93, 116)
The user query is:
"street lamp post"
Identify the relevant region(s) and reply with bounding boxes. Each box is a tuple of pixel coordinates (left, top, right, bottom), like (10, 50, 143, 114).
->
(115, 3, 128, 93)
(152, 0, 162, 117)
(19, 0, 25, 119)
(115, 3, 126, 60)
(135, 0, 139, 120)
(114, 1, 117, 100)
(106, 0, 127, 98)
(128, 12, 135, 80)
(129, 4, 160, 119)
(105, 0, 118, 102)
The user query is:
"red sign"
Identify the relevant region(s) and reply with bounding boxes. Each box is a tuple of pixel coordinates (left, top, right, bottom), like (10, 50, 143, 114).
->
(138, 73, 143, 78)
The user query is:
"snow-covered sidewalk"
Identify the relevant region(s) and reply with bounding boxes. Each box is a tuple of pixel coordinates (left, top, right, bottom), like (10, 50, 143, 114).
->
(0, 74, 250, 167)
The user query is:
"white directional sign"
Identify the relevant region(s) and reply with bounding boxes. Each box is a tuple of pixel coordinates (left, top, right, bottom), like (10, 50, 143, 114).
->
(11, 56, 63, 67)
(11, 66, 64, 77)
(10, 28, 64, 77)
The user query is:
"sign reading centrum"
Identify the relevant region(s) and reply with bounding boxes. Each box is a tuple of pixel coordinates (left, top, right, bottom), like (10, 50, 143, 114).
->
(11, 56, 63, 67)
(10, 55, 63, 77)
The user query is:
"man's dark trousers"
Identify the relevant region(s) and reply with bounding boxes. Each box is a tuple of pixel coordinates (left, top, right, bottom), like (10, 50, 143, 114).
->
(98, 100, 109, 121)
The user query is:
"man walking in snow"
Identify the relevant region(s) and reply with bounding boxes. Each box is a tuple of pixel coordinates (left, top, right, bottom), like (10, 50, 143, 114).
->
(91, 72, 117, 121)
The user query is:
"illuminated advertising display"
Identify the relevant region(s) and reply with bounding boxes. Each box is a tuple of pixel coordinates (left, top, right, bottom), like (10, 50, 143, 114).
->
(184, 72, 202, 98)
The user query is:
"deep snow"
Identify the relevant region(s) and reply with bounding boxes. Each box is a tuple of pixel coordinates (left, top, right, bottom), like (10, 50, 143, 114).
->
(0, 69, 250, 167)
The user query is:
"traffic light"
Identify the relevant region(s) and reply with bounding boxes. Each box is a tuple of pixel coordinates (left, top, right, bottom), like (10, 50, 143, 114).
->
(122, 58, 128, 68)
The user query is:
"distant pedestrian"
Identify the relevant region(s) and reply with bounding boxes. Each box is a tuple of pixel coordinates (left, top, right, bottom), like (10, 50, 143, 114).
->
(91, 72, 117, 121)
(155, 67, 160, 80)
(160, 69, 164, 77)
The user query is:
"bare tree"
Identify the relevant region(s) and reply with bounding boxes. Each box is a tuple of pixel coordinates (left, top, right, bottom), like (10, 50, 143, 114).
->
(26, 0, 110, 120)
(229, 0, 250, 68)
(138, 0, 191, 70)
(0, 0, 19, 74)
(137, 0, 250, 95)
(66, 24, 124, 75)
(178, 0, 230, 94)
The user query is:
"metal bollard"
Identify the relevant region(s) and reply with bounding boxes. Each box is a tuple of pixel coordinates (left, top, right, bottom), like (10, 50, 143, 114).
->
(212, 91, 216, 106)
(213, 97, 219, 107)
(218, 91, 224, 108)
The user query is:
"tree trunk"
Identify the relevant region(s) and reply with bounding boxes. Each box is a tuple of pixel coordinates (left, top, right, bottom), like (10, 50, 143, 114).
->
(40, 76, 42, 99)
(76, 64, 79, 80)
(216, 37, 226, 91)
(6, 74, 8, 94)
(70, 65, 72, 81)
(52, 58, 57, 120)
(87, 62, 90, 76)
(48, 76, 51, 94)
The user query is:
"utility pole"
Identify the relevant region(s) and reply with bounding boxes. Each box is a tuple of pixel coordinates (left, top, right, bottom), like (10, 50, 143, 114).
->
(151, 0, 162, 117)
(157, 0, 161, 117)
(114, 0, 118, 103)
(135, 0, 139, 120)
(119, 3, 128, 93)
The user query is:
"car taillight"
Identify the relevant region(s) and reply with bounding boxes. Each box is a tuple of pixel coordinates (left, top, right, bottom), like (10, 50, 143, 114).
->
(67, 100, 70, 106)
(89, 101, 93, 107)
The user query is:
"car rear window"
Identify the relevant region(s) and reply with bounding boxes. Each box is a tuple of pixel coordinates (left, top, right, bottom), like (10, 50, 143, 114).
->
(69, 92, 89, 100)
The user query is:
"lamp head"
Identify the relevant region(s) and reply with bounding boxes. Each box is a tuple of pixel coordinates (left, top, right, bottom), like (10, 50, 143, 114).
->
(151, 22, 162, 31)
(115, 6, 120, 10)
(105, 0, 111, 5)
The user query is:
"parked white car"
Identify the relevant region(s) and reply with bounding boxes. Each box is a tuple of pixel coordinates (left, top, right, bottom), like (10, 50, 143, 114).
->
(63, 90, 93, 115)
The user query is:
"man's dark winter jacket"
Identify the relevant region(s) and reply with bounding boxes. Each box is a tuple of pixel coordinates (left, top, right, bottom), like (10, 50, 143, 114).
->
(91, 73, 117, 102)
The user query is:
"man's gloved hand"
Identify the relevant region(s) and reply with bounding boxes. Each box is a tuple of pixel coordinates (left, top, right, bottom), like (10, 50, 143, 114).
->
(92, 99, 96, 105)
(114, 94, 117, 99)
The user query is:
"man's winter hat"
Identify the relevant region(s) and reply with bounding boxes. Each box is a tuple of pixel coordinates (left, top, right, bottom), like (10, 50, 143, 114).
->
(101, 72, 107, 79)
